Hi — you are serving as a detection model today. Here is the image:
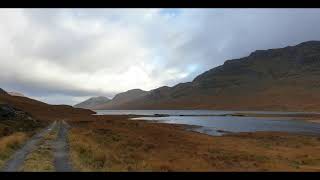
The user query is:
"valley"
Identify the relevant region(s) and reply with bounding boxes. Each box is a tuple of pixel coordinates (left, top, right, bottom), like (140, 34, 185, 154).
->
(1, 86, 320, 171)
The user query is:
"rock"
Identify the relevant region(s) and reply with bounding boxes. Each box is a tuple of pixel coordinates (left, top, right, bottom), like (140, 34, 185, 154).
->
(0, 104, 16, 118)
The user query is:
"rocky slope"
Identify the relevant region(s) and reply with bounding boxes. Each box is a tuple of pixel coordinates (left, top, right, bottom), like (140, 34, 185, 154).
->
(98, 41, 320, 111)
(0, 88, 7, 95)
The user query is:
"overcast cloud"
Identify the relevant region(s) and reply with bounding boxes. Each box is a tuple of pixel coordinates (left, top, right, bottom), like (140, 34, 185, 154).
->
(1, 8, 320, 105)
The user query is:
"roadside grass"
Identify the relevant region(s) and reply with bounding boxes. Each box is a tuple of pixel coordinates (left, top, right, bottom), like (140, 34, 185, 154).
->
(0, 117, 45, 138)
(69, 129, 107, 171)
(0, 132, 27, 168)
(69, 128, 151, 172)
(0, 115, 47, 169)
(21, 124, 59, 172)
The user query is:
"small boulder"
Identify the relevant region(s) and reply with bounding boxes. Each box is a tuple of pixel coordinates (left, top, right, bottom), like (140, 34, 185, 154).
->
(0, 104, 16, 119)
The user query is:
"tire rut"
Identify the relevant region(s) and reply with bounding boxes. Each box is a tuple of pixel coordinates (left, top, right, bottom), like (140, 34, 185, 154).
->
(53, 120, 73, 172)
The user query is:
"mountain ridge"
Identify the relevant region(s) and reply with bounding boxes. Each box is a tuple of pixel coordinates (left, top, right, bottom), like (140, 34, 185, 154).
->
(94, 89, 148, 109)
(93, 40, 320, 111)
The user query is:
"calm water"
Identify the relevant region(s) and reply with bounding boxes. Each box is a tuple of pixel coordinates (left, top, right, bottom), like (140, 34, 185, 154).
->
(95, 110, 320, 136)
(94, 109, 319, 116)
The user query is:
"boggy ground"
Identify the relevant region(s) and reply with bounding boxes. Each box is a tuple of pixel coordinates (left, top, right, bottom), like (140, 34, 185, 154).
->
(67, 115, 320, 172)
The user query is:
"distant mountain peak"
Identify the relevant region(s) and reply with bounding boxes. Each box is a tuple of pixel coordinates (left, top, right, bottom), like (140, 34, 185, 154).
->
(74, 96, 111, 110)
(123, 88, 146, 93)
(296, 40, 320, 47)
(88, 96, 110, 101)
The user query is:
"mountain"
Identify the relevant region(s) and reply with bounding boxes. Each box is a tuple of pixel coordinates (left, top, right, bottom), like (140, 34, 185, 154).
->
(94, 89, 148, 109)
(74, 89, 148, 109)
(98, 41, 320, 111)
(74, 96, 111, 109)
(8, 91, 25, 97)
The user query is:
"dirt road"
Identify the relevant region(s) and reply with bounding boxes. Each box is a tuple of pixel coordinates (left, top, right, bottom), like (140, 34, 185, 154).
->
(53, 121, 73, 172)
(1, 120, 73, 172)
(1, 121, 57, 172)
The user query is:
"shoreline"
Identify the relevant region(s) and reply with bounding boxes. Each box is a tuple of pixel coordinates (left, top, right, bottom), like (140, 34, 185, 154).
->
(94, 110, 320, 124)
(130, 116, 320, 137)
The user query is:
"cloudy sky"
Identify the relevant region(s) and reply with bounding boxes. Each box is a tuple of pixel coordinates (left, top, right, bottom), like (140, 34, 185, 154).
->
(1, 8, 320, 105)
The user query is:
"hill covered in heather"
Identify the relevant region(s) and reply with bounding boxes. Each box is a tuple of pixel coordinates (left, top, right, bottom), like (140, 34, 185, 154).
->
(0, 88, 94, 121)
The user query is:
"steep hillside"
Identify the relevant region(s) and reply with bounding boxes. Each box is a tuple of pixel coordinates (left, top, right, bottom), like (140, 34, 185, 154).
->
(99, 41, 320, 111)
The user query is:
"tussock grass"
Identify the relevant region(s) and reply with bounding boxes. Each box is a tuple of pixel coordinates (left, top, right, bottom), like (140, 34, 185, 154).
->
(0, 132, 27, 168)
(69, 129, 107, 171)
(69, 128, 147, 172)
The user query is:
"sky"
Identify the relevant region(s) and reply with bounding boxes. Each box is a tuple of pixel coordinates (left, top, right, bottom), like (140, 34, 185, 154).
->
(1, 8, 320, 105)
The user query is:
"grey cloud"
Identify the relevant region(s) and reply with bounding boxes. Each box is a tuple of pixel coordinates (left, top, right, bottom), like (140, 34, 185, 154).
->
(1, 8, 320, 105)
(0, 76, 116, 98)
(161, 9, 320, 78)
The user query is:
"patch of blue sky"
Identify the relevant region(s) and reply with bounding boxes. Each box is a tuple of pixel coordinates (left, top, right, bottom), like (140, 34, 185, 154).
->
(187, 64, 200, 73)
(159, 8, 182, 18)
